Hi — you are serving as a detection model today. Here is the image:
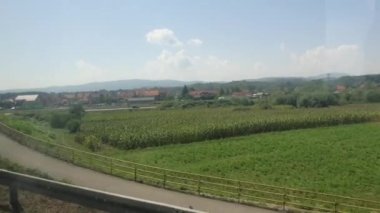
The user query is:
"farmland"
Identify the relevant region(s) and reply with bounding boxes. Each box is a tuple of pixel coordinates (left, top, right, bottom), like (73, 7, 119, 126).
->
(1, 104, 380, 203)
(79, 104, 380, 149)
(105, 122, 380, 201)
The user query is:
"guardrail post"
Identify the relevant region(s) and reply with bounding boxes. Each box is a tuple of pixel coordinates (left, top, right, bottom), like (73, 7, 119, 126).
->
(9, 184, 23, 213)
(237, 181, 241, 202)
(334, 202, 338, 213)
(282, 193, 287, 211)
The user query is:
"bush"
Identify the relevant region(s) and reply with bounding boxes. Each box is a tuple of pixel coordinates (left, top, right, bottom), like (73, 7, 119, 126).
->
(50, 113, 71, 128)
(259, 102, 273, 110)
(84, 135, 102, 152)
(66, 119, 81, 133)
(69, 104, 85, 119)
(367, 91, 380, 103)
(275, 94, 297, 107)
(297, 93, 338, 108)
(74, 134, 85, 144)
(48, 133, 56, 139)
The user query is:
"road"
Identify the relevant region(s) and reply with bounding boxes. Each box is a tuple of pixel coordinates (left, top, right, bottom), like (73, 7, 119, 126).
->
(0, 133, 275, 213)
(85, 106, 156, 112)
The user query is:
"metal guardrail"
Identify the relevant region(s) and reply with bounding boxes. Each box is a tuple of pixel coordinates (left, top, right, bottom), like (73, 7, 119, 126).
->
(0, 169, 204, 213)
(1, 122, 380, 212)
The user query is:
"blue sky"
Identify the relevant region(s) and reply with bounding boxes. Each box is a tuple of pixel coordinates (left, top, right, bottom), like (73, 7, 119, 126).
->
(0, 0, 379, 90)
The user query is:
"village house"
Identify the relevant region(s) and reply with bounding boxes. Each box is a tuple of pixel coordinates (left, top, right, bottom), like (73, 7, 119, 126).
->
(189, 90, 217, 100)
(252, 92, 269, 99)
(135, 89, 162, 99)
(334, 85, 347, 94)
(75, 92, 91, 103)
(231, 91, 252, 98)
(117, 90, 135, 100)
(14, 94, 41, 108)
(125, 89, 163, 106)
(15, 94, 39, 103)
(231, 91, 269, 99)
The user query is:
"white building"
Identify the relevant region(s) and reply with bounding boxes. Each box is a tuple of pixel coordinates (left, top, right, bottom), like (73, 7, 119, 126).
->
(15, 94, 39, 102)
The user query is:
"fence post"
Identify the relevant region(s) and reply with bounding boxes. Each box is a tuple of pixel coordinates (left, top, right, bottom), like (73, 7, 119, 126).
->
(44, 144, 49, 155)
(87, 154, 91, 168)
(163, 170, 166, 188)
(282, 193, 287, 211)
(72, 150, 75, 163)
(134, 165, 137, 181)
(237, 181, 241, 202)
(197, 176, 201, 195)
(9, 184, 23, 213)
(110, 159, 113, 174)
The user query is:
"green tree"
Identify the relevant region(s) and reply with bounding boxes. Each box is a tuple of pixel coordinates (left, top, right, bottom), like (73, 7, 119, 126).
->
(66, 119, 81, 133)
(69, 104, 85, 119)
(219, 88, 225, 96)
(231, 87, 241, 92)
(50, 113, 70, 128)
(367, 90, 380, 103)
(181, 85, 189, 98)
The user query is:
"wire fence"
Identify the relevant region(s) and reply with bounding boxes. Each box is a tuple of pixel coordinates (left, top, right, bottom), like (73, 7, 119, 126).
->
(1, 122, 379, 212)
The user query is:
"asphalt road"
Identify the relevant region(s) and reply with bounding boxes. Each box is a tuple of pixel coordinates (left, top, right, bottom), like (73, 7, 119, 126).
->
(85, 106, 156, 112)
(0, 133, 275, 213)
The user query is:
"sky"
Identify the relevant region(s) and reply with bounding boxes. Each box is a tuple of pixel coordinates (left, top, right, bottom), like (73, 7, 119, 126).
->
(0, 0, 379, 90)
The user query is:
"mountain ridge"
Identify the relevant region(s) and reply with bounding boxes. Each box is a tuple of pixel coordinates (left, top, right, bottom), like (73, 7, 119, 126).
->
(0, 72, 350, 93)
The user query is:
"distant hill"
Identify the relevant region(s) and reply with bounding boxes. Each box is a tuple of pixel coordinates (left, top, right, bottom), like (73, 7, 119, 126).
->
(1, 73, 373, 94)
(251, 73, 349, 82)
(307, 72, 349, 80)
(0, 79, 199, 93)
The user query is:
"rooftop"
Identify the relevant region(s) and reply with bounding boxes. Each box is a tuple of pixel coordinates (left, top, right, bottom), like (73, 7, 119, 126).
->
(15, 94, 39, 102)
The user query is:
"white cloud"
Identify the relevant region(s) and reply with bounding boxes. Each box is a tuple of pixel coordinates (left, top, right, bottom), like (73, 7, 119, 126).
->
(143, 28, 265, 81)
(156, 49, 193, 69)
(145, 28, 182, 47)
(290, 44, 364, 76)
(141, 49, 227, 80)
(187, 38, 203, 46)
(140, 49, 265, 81)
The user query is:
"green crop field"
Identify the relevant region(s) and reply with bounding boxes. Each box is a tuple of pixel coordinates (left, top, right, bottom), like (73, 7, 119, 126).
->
(1, 104, 380, 203)
(105, 122, 380, 201)
(79, 104, 380, 149)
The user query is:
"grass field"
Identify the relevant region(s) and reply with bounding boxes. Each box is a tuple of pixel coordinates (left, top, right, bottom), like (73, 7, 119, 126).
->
(100, 122, 380, 200)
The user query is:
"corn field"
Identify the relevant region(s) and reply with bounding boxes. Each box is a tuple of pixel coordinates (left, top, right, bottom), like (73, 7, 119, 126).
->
(79, 104, 380, 150)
